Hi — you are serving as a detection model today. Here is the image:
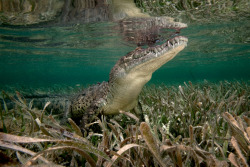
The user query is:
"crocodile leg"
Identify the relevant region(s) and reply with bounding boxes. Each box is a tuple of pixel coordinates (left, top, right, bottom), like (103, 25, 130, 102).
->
(131, 101, 144, 121)
(79, 105, 100, 131)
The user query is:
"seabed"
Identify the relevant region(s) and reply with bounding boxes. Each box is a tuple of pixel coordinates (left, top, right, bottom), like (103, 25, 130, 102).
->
(0, 80, 249, 166)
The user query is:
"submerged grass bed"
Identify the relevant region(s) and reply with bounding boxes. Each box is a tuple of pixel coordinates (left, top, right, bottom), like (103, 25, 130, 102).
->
(0, 81, 249, 167)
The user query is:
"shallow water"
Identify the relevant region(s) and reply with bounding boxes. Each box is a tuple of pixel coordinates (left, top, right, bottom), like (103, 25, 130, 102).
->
(0, 17, 249, 93)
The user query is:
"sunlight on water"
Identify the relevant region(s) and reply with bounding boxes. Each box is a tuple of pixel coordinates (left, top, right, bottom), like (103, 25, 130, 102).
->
(0, 18, 249, 93)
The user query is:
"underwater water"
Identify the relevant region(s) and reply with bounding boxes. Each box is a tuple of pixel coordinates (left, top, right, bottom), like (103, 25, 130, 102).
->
(0, 17, 249, 93)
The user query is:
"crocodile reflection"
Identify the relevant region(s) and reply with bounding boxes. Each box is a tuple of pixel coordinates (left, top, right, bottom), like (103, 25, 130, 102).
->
(0, 0, 184, 48)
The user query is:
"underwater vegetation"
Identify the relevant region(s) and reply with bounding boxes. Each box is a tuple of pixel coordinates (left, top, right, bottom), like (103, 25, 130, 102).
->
(0, 81, 249, 166)
(135, 0, 250, 22)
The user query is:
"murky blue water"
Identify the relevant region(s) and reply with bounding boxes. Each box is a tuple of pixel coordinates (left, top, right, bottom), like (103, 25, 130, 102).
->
(0, 18, 249, 93)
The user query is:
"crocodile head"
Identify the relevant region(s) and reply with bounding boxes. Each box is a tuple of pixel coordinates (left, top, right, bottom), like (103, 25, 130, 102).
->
(103, 35, 188, 115)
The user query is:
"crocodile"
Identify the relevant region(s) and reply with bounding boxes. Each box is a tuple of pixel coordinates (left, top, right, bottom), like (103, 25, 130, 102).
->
(68, 18, 188, 128)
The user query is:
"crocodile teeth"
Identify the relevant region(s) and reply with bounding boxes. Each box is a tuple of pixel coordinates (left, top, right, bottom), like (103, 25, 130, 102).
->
(174, 38, 179, 44)
(156, 46, 162, 52)
(170, 41, 173, 46)
(123, 56, 132, 63)
(140, 50, 146, 56)
(133, 52, 140, 59)
(154, 48, 158, 53)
